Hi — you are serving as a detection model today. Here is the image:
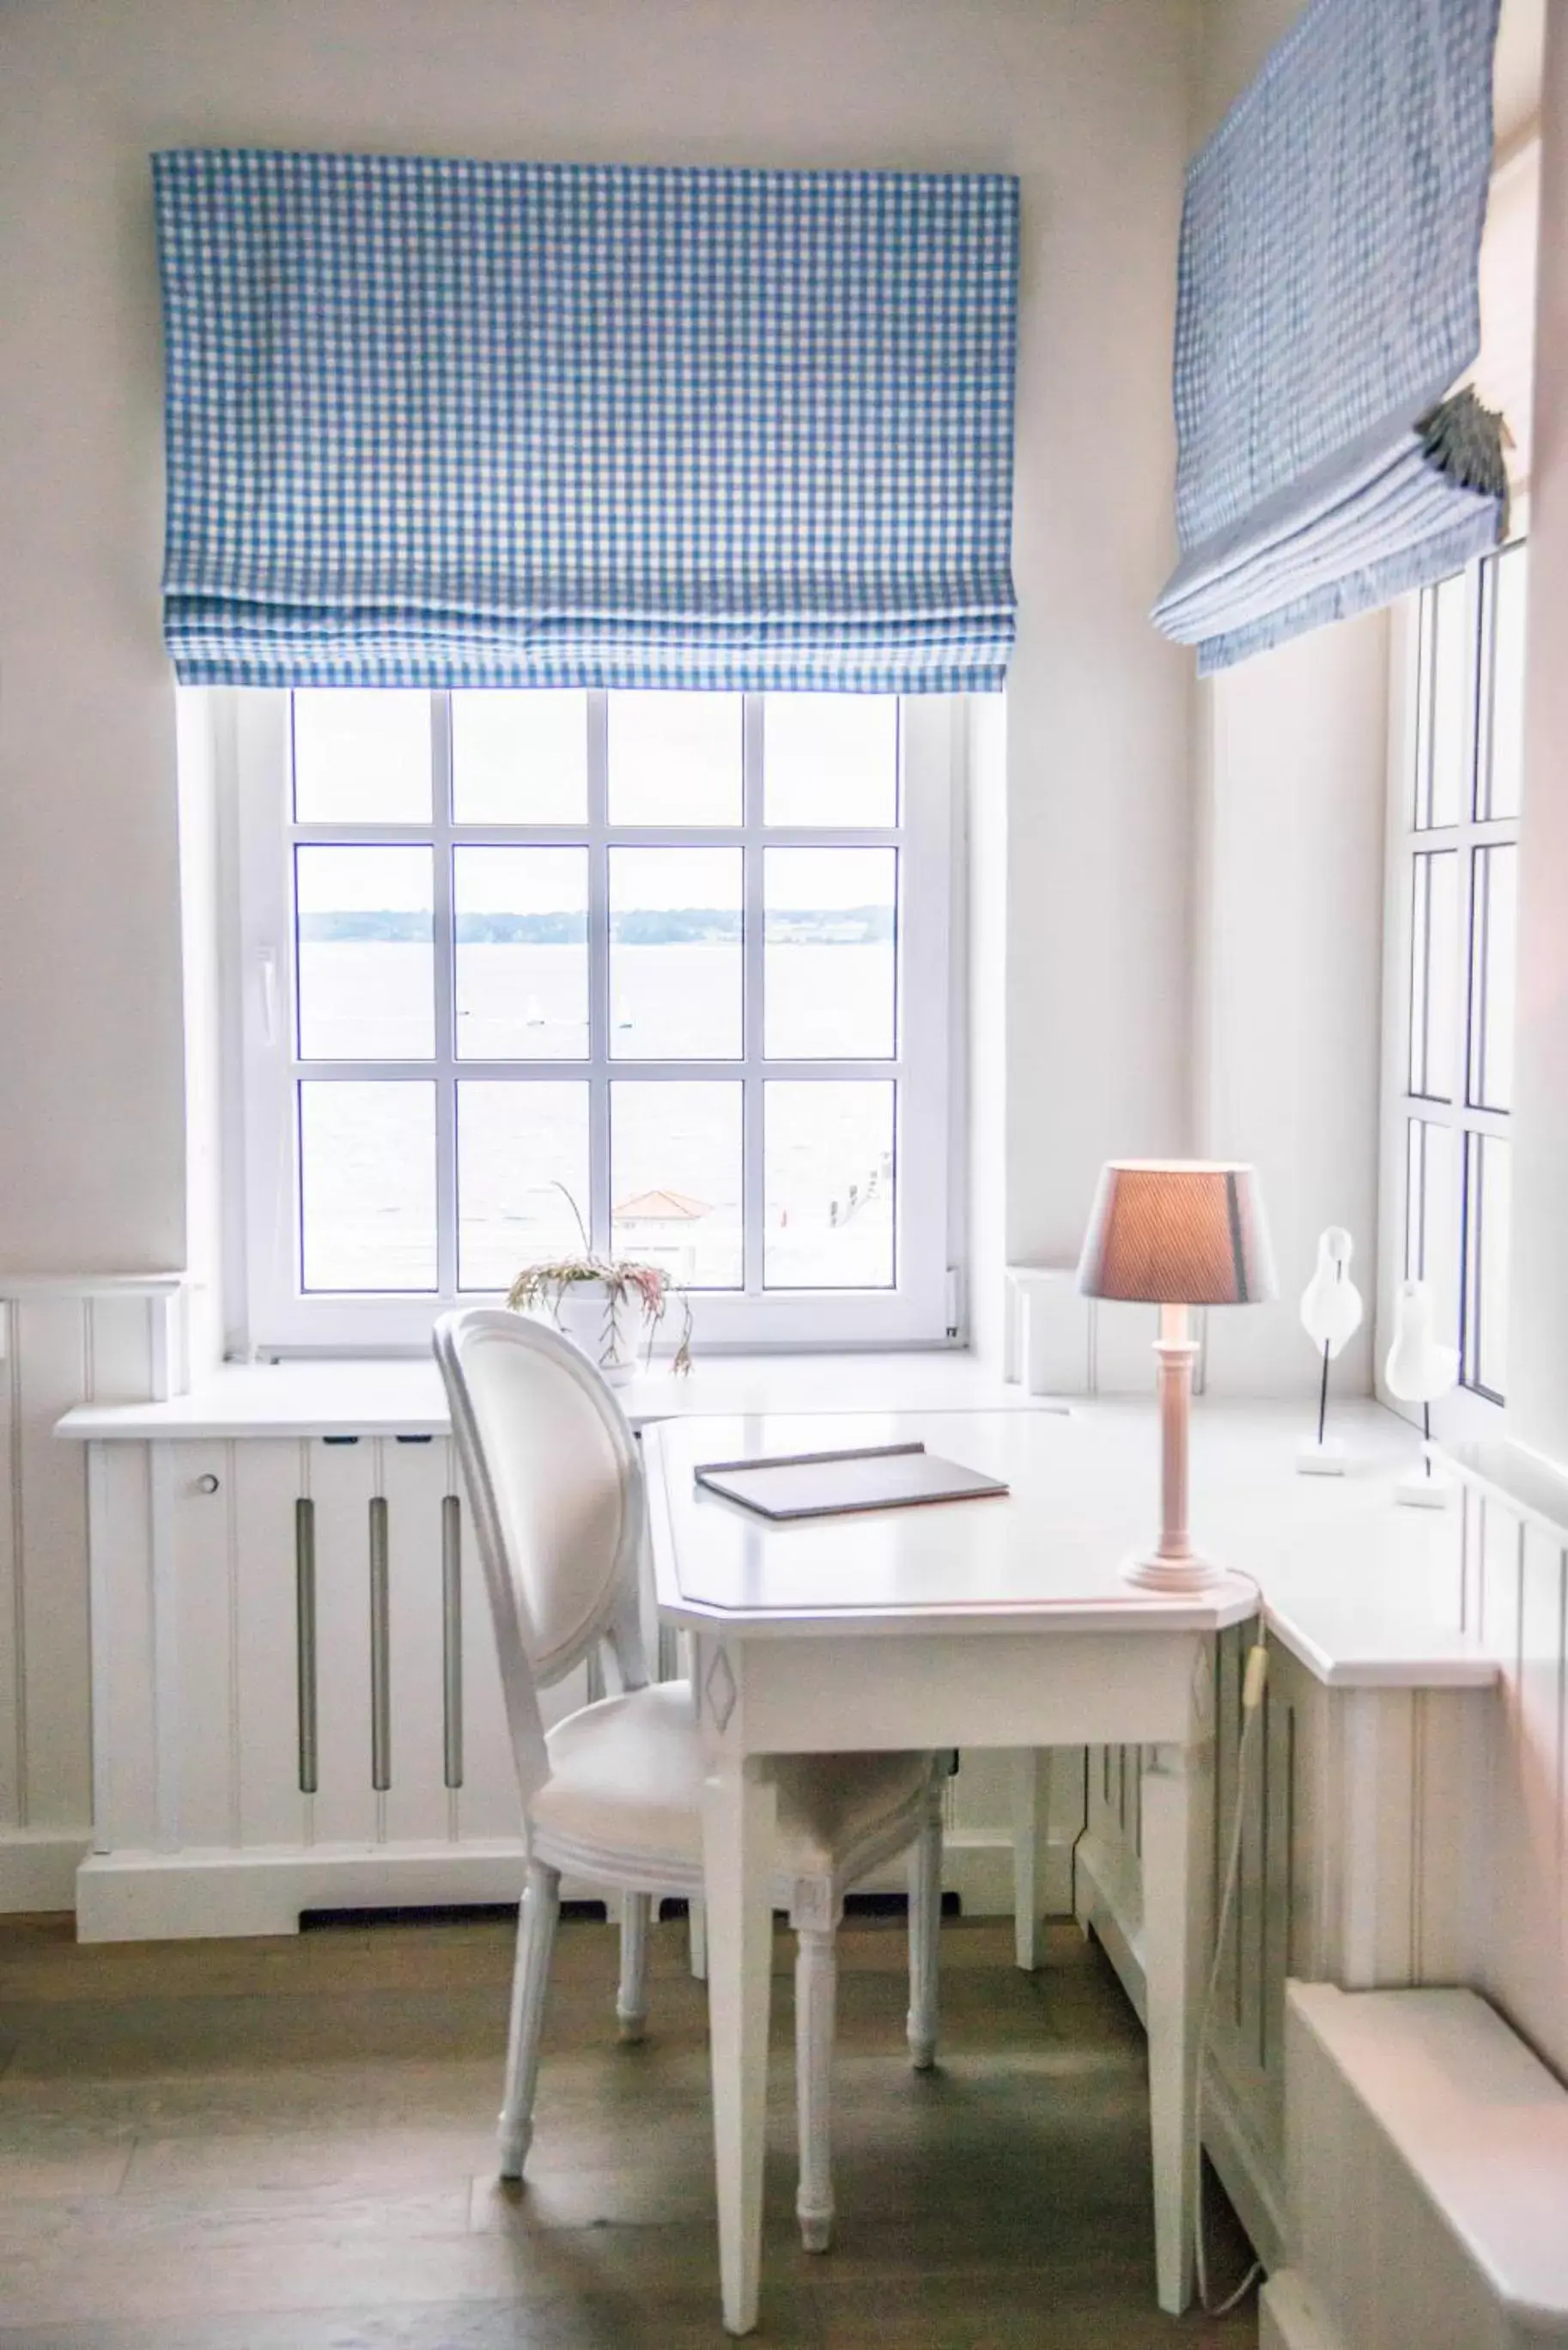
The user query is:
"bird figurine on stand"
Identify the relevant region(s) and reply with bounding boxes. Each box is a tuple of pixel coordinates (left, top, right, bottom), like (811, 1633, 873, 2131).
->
(1383, 1277, 1460, 1507)
(1298, 1227, 1364, 1473)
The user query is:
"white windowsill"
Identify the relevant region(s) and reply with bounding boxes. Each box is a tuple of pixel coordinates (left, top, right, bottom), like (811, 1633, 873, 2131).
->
(52, 1347, 1046, 1442)
(54, 1372, 1501, 1696)
(55, 1362, 1504, 1691)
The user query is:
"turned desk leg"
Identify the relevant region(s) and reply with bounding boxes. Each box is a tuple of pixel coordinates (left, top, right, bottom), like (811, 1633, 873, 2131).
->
(702, 1749, 775, 2338)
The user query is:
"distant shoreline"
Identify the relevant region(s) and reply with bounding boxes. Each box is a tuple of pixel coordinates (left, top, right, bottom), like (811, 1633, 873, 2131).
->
(299, 909, 893, 946)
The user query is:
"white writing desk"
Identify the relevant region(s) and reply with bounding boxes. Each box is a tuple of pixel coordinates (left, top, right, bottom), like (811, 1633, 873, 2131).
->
(645, 1406, 1257, 2336)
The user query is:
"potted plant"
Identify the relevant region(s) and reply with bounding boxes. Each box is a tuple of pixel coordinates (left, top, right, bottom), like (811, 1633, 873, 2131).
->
(506, 1190, 692, 1384)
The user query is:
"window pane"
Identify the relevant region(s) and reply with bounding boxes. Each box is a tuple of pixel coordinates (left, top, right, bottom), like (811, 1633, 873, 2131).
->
(764, 848, 896, 1060)
(292, 690, 431, 823)
(1419, 573, 1472, 829)
(1405, 1117, 1460, 1354)
(295, 846, 434, 1060)
(1464, 1132, 1510, 1398)
(450, 691, 588, 825)
(764, 1081, 895, 1288)
(456, 1082, 591, 1291)
(1480, 544, 1528, 821)
(763, 697, 898, 826)
(607, 691, 742, 825)
(611, 1081, 742, 1287)
(1468, 843, 1517, 1112)
(609, 847, 742, 1059)
(453, 847, 589, 1061)
(1407, 849, 1457, 1100)
(299, 1081, 436, 1291)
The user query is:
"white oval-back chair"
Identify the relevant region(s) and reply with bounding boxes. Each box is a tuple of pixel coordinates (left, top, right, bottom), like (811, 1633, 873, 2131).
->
(434, 1306, 945, 2252)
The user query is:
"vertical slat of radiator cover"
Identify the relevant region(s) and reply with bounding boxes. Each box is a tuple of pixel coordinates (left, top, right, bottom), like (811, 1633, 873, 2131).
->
(149, 1441, 180, 1852)
(442, 1494, 463, 1791)
(309, 1440, 378, 1843)
(295, 1498, 318, 1796)
(234, 1441, 309, 1847)
(368, 1495, 391, 1795)
(381, 1439, 453, 1844)
(450, 1434, 516, 1839)
(169, 1441, 239, 1848)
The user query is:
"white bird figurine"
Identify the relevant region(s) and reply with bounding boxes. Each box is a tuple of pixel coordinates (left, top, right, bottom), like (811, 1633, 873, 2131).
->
(1384, 1278, 1460, 1503)
(1383, 1277, 1459, 1403)
(1300, 1227, 1364, 1451)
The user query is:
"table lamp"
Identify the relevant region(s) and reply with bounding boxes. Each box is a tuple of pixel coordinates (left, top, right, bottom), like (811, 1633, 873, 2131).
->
(1077, 1160, 1276, 1592)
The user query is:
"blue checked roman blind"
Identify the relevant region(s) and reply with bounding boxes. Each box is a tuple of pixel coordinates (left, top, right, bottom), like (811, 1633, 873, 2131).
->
(151, 150, 1019, 693)
(1153, 0, 1507, 674)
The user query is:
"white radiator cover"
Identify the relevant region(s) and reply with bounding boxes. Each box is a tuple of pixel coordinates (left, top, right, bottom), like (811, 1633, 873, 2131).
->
(74, 1431, 1059, 1939)
(1261, 1982, 1568, 2350)
(1073, 1624, 1491, 2273)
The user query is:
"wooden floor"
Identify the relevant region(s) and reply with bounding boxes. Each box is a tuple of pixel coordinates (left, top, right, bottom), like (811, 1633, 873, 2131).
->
(0, 1907, 1259, 2347)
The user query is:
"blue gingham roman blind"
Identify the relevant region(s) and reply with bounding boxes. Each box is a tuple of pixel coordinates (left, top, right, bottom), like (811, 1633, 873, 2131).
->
(151, 150, 1019, 693)
(1153, 0, 1507, 674)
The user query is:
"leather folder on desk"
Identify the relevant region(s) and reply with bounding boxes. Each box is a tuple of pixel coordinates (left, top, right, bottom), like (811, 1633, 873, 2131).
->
(693, 1440, 1009, 1521)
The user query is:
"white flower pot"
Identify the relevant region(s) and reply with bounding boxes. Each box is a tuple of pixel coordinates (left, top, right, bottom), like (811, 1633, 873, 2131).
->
(535, 1279, 641, 1386)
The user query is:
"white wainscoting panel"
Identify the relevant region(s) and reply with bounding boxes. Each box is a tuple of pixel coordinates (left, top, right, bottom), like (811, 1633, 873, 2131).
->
(0, 1281, 185, 1910)
(1004, 1265, 1170, 1397)
(1075, 1619, 1492, 2274)
(1451, 1456, 1568, 2081)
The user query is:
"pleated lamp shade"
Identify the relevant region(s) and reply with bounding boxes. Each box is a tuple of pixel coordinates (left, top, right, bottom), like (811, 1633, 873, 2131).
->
(1076, 1160, 1276, 1306)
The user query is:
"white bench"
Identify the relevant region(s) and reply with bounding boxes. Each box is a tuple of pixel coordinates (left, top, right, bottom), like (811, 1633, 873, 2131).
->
(1263, 1982, 1568, 2350)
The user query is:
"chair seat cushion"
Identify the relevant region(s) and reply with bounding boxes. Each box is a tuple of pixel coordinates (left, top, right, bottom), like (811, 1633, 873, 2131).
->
(529, 1681, 933, 1884)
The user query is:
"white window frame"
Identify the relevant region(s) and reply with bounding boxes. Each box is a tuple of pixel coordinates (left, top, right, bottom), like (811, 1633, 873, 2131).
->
(1378, 535, 1524, 1437)
(219, 687, 963, 1355)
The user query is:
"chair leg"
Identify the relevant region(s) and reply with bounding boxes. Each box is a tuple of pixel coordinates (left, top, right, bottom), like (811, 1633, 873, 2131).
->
(907, 1784, 943, 2071)
(793, 1914, 840, 2253)
(498, 1860, 560, 2178)
(617, 1890, 652, 2042)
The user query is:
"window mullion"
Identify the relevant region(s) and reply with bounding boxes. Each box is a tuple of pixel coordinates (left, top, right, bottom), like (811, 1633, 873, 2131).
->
(587, 691, 611, 1257)
(1453, 824, 1478, 1120)
(742, 694, 766, 1295)
(431, 693, 459, 1299)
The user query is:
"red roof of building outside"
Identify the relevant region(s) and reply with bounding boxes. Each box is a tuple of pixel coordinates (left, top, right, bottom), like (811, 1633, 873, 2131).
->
(614, 1188, 711, 1221)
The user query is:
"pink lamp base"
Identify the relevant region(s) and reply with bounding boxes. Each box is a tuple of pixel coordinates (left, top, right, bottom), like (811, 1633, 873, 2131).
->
(1121, 1548, 1228, 1594)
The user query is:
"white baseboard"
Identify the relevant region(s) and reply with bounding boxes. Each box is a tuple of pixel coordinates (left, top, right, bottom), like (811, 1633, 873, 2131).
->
(1073, 1824, 1285, 2272)
(76, 1827, 1049, 1944)
(1081, 1814, 1288, 2274)
(1203, 2056, 1287, 2275)
(76, 1843, 535, 1941)
(0, 1829, 91, 1914)
(1260, 2272, 1346, 2350)
(899, 1825, 1076, 1921)
(1073, 1829, 1147, 2025)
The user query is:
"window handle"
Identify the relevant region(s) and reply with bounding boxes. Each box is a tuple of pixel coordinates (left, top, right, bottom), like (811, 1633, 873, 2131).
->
(258, 947, 278, 1045)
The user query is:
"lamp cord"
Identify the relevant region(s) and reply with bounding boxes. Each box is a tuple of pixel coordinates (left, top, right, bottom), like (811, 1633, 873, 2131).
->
(1194, 1568, 1267, 2317)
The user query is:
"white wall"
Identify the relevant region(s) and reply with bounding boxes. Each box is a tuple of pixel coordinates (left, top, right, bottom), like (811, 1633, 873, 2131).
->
(1507, 0, 1568, 1465)
(1184, 0, 1386, 1394)
(1194, 619, 1389, 1395)
(0, 0, 1198, 1331)
(1186, 0, 1543, 1397)
(966, 696, 1010, 1369)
